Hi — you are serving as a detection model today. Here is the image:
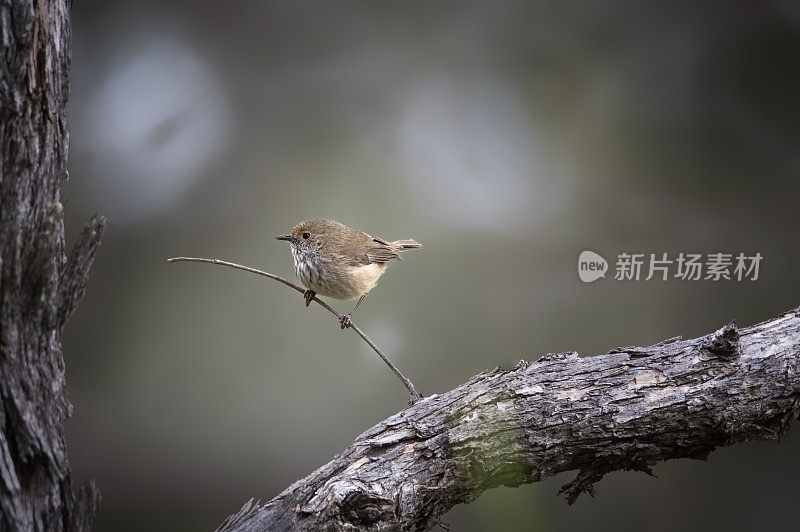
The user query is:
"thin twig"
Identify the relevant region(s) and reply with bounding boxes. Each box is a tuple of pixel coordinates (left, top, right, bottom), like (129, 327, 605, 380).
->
(167, 256, 423, 405)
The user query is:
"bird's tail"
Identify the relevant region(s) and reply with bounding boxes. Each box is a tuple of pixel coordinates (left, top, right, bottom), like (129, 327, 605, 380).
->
(391, 239, 422, 250)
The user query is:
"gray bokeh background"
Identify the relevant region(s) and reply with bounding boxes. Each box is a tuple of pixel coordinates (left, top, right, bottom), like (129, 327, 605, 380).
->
(63, 1, 800, 530)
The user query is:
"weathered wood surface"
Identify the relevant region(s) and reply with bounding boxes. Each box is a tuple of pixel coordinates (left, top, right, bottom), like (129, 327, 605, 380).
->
(219, 309, 800, 531)
(1, 1, 103, 530)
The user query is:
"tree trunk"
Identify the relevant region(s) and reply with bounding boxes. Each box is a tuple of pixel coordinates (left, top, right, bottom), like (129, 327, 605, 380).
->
(0, 1, 103, 530)
(219, 309, 800, 531)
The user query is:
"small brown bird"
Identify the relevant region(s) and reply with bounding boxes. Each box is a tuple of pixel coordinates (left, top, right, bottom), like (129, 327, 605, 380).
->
(276, 219, 421, 329)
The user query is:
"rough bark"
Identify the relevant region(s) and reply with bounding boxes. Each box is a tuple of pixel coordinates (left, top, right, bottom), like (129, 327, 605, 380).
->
(219, 308, 800, 531)
(1, 1, 103, 530)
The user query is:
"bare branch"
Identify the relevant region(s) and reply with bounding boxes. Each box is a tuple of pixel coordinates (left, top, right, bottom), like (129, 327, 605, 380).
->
(216, 307, 800, 531)
(166, 257, 423, 404)
(56, 215, 107, 327)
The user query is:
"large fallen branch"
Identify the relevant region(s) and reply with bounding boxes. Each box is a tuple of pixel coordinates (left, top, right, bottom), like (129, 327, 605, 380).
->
(218, 307, 800, 531)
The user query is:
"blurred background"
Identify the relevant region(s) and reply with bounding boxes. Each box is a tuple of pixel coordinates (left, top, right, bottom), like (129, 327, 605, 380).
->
(63, 1, 800, 530)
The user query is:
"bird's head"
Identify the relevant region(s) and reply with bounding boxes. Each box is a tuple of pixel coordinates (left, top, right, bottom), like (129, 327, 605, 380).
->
(275, 219, 339, 254)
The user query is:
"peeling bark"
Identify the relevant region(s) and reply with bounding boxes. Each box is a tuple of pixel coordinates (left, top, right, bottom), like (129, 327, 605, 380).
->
(219, 308, 800, 531)
(1, 1, 103, 530)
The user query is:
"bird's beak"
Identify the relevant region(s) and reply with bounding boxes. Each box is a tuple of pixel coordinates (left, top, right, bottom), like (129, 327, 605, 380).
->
(275, 234, 294, 242)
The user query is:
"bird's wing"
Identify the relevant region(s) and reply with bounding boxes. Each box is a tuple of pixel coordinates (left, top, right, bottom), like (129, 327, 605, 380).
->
(364, 238, 400, 264)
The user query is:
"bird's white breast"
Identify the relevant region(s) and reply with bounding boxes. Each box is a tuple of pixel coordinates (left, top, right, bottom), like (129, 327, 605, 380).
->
(290, 246, 386, 300)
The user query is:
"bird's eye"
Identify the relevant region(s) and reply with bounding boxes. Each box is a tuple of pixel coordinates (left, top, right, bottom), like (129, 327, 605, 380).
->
(302, 232, 310, 239)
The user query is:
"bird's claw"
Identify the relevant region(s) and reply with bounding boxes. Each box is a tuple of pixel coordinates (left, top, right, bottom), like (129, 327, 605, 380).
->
(304, 290, 316, 307)
(339, 314, 352, 329)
